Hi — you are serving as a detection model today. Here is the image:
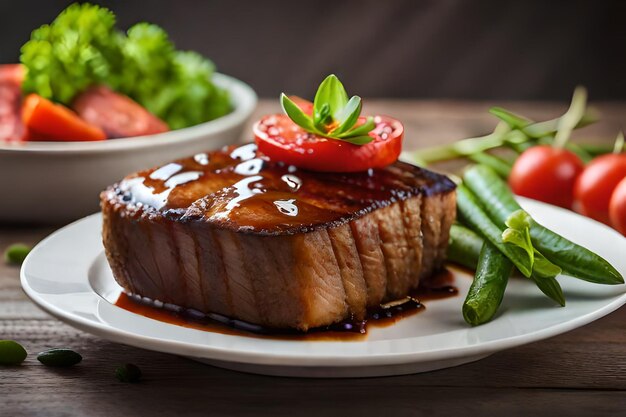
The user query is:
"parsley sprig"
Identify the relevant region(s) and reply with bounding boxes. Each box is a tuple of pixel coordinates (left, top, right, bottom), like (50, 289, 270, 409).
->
(281, 75, 375, 145)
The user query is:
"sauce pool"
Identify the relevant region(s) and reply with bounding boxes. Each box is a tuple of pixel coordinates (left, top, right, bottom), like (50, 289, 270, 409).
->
(115, 269, 458, 341)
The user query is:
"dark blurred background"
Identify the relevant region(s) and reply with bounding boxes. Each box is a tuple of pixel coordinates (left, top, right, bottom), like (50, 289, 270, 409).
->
(1, 0, 624, 100)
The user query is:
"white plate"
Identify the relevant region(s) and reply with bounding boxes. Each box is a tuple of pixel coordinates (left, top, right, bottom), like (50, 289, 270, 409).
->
(21, 198, 626, 378)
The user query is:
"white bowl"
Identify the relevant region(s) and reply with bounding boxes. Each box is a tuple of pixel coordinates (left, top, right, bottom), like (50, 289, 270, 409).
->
(0, 73, 257, 224)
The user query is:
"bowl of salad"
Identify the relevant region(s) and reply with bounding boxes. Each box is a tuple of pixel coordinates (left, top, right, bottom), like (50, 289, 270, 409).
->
(0, 4, 257, 224)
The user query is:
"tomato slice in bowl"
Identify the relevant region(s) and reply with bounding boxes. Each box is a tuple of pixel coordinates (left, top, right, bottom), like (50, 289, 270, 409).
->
(72, 85, 169, 139)
(0, 64, 24, 85)
(253, 114, 403, 172)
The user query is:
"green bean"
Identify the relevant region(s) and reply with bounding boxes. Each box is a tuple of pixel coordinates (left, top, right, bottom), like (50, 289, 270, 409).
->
(506, 139, 536, 154)
(530, 274, 565, 307)
(456, 184, 533, 277)
(467, 152, 512, 178)
(450, 222, 564, 311)
(458, 183, 565, 305)
(463, 165, 623, 285)
(564, 142, 594, 164)
(489, 107, 532, 129)
(492, 98, 595, 162)
(489, 104, 598, 139)
(411, 93, 599, 167)
(0, 340, 27, 365)
(447, 224, 484, 269)
(463, 242, 513, 326)
(578, 142, 614, 157)
(491, 105, 592, 136)
(518, 110, 597, 139)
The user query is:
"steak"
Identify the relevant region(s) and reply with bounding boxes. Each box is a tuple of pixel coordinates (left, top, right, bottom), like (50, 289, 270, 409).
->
(101, 144, 456, 331)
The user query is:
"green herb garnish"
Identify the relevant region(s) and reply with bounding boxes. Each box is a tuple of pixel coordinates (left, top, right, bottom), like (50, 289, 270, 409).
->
(281, 74, 375, 145)
(20, 3, 230, 129)
(502, 209, 534, 266)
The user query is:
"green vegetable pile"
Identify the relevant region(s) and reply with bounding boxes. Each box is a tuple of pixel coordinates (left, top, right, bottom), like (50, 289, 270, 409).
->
(409, 86, 608, 168)
(404, 86, 623, 326)
(20, 3, 230, 129)
(448, 165, 623, 326)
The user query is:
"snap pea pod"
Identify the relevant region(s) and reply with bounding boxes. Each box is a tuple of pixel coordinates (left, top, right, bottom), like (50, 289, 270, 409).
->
(463, 242, 513, 326)
(458, 184, 566, 304)
(490, 101, 596, 162)
(456, 185, 533, 277)
(449, 217, 564, 315)
(447, 224, 483, 269)
(37, 348, 82, 367)
(578, 142, 614, 157)
(488, 107, 532, 129)
(0, 340, 27, 365)
(489, 104, 599, 139)
(506, 139, 535, 154)
(463, 165, 623, 285)
(530, 273, 565, 306)
(524, 109, 598, 139)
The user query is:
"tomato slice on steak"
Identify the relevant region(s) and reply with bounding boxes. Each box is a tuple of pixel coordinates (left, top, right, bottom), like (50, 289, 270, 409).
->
(253, 113, 403, 172)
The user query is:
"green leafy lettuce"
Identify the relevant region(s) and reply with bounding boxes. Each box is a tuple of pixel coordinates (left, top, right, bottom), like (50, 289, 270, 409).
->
(20, 3, 122, 104)
(20, 3, 230, 129)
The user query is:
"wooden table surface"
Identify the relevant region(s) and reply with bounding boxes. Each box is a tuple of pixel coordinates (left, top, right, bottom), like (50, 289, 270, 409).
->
(2, 100, 626, 417)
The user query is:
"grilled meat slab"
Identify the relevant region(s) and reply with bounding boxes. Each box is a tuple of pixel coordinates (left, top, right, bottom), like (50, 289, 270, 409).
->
(101, 144, 456, 330)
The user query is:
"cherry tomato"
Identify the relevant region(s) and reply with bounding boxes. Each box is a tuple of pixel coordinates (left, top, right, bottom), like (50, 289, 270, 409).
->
(609, 177, 626, 235)
(254, 114, 403, 172)
(574, 154, 626, 224)
(509, 145, 584, 208)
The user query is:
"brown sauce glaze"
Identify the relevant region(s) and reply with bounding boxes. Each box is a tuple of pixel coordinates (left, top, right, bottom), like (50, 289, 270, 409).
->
(115, 268, 458, 341)
(413, 268, 459, 301)
(106, 143, 456, 236)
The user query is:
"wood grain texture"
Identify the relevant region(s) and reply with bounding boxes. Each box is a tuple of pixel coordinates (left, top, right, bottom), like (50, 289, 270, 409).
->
(2, 100, 626, 417)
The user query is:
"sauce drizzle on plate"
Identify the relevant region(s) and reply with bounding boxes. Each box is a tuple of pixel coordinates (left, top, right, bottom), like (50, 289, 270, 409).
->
(115, 269, 458, 341)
